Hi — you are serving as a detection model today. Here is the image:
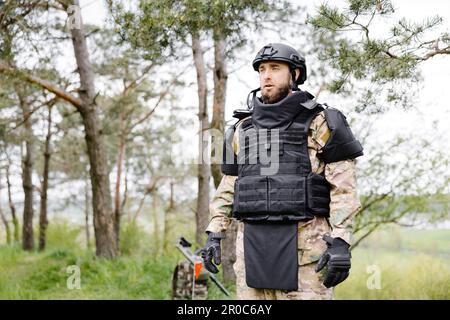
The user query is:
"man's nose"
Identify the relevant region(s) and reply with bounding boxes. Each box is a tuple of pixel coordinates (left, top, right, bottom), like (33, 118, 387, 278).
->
(261, 70, 272, 81)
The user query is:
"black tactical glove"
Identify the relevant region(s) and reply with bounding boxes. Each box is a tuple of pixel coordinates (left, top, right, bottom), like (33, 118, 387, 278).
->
(196, 232, 225, 274)
(315, 235, 351, 288)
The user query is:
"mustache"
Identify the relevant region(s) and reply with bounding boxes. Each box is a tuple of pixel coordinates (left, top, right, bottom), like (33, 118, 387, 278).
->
(261, 84, 291, 104)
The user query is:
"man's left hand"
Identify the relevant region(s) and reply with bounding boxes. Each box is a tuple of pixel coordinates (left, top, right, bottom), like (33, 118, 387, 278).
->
(315, 235, 351, 288)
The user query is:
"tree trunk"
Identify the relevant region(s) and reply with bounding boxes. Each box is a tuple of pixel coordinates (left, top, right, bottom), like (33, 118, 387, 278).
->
(210, 31, 236, 283)
(85, 175, 91, 249)
(210, 32, 227, 189)
(114, 111, 125, 251)
(5, 154, 19, 242)
(17, 87, 35, 251)
(0, 170, 11, 244)
(79, 107, 117, 258)
(192, 34, 210, 246)
(123, 156, 129, 222)
(132, 176, 160, 223)
(152, 195, 161, 255)
(68, 1, 117, 258)
(38, 105, 52, 251)
(0, 201, 11, 245)
(163, 180, 174, 251)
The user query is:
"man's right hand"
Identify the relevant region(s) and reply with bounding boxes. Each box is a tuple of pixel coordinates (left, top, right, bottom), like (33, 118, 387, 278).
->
(196, 232, 225, 274)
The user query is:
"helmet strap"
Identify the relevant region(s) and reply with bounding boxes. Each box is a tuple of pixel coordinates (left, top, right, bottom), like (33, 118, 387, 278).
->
(246, 87, 261, 110)
(290, 69, 299, 91)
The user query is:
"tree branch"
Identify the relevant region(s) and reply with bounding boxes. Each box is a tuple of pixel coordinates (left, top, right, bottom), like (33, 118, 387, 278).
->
(123, 62, 156, 96)
(0, 61, 82, 109)
(416, 45, 450, 60)
(126, 66, 188, 134)
(7, 96, 59, 133)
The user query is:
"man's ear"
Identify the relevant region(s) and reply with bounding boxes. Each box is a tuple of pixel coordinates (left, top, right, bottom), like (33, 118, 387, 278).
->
(295, 69, 300, 82)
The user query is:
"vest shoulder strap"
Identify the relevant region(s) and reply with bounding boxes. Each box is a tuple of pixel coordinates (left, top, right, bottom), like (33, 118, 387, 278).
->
(299, 99, 319, 110)
(233, 109, 252, 120)
(287, 102, 324, 132)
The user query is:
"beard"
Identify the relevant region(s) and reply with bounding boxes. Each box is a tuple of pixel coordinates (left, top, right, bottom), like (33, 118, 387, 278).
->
(261, 81, 291, 104)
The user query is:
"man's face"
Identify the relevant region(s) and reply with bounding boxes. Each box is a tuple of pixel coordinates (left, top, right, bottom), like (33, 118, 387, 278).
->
(259, 61, 297, 104)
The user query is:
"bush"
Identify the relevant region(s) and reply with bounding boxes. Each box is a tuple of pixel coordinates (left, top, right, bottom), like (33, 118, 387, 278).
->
(119, 221, 148, 255)
(334, 249, 450, 299)
(45, 220, 82, 252)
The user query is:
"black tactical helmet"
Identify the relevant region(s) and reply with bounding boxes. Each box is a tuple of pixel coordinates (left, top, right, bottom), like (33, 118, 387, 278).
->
(252, 43, 307, 85)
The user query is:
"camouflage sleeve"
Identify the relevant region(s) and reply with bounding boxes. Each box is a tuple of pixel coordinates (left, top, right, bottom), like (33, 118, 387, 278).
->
(325, 160, 361, 245)
(205, 118, 248, 234)
(205, 174, 236, 234)
(313, 111, 362, 245)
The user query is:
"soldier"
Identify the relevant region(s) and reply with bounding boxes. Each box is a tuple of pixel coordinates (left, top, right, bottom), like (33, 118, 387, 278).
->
(198, 43, 364, 300)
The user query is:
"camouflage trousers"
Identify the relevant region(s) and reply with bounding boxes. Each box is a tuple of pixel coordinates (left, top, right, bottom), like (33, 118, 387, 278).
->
(234, 220, 333, 300)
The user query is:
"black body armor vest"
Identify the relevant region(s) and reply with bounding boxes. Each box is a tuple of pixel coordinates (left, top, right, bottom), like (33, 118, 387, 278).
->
(232, 91, 331, 222)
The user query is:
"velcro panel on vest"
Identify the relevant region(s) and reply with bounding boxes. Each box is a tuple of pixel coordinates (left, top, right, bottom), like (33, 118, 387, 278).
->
(268, 175, 306, 214)
(306, 173, 330, 217)
(233, 175, 307, 216)
(277, 130, 306, 156)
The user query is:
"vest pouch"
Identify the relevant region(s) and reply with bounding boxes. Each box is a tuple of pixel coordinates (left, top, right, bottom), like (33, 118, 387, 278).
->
(233, 175, 268, 214)
(268, 175, 306, 214)
(306, 172, 331, 217)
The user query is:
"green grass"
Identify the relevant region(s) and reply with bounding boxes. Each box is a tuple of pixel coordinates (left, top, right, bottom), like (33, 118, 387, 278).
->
(0, 220, 233, 300)
(335, 249, 450, 299)
(334, 225, 450, 299)
(0, 221, 448, 299)
(0, 245, 180, 299)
